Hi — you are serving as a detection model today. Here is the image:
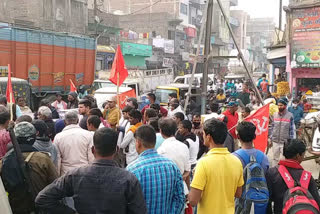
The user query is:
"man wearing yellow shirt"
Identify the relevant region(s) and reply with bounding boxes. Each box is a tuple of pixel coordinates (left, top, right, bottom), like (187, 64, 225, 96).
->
(189, 118, 244, 214)
(105, 96, 121, 129)
(216, 89, 226, 103)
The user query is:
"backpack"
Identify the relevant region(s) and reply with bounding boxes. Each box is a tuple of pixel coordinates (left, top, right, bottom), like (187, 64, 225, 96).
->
(1, 150, 36, 213)
(278, 165, 320, 214)
(235, 150, 269, 214)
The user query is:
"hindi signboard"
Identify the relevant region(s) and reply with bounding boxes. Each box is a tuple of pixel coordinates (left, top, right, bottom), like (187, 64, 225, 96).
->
(291, 7, 320, 68)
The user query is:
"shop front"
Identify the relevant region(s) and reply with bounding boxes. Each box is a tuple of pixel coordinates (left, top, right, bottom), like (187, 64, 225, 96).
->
(292, 68, 320, 95)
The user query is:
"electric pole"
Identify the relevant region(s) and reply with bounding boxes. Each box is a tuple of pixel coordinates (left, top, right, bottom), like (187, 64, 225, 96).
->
(279, 0, 283, 30)
(201, 0, 213, 114)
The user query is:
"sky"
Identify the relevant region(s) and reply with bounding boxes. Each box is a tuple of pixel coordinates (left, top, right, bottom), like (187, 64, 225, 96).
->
(234, 0, 289, 26)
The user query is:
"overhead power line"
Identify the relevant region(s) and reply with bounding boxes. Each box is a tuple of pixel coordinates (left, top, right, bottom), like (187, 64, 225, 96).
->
(129, 0, 162, 15)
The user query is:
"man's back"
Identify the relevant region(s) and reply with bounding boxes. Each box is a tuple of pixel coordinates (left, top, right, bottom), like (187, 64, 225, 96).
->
(233, 148, 269, 172)
(54, 124, 94, 175)
(157, 137, 190, 174)
(127, 149, 185, 214)
(36, 159, 146, 214)
(191, 148, 243, 214)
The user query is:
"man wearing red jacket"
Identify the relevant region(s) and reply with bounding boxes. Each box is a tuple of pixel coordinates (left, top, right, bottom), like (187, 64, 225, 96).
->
(141, 93, 168, 122)
(223, 101, 239, 139)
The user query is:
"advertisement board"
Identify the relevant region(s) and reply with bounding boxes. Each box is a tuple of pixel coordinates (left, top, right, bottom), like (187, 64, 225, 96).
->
(291, 7, 320, 68)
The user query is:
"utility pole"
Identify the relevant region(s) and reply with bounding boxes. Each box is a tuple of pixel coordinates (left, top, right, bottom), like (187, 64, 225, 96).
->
(201, 0, 214, 114)
(279, 0, 283, 30)
(215, 0, 263, 105)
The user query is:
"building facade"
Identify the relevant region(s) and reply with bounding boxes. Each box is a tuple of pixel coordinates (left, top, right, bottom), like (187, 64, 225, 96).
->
(0, 0, 88, 35)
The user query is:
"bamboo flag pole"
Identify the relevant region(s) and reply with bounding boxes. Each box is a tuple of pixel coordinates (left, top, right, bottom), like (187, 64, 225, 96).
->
(117, 72, 120, 125)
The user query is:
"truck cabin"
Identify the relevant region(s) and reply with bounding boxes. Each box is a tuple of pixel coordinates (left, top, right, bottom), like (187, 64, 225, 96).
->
(155, 83, 200, 106)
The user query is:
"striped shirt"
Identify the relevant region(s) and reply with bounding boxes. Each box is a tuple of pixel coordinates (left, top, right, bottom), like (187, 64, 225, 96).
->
(127, 149, 185, 214)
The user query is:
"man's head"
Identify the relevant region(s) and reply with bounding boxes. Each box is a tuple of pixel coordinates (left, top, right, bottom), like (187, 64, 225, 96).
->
(292, 99, 300, 108)
(146, 93, 156, 104)
(210, 102, 219, 113)
(178, 120, 192, 136)
(87, 115, 101, 132)
(14, 122, 36, 145)
(242, 84, 248, 92)
(0, 105, 10, 128)
(128, 109, 142, 126)
(236, 121, 256, 143)
(150, 104, 160, 114)
(126, 97, 138, 109)
(168, 93, 177, 102)
(134, 125, 156, 154)
(68, 92, 77, 102)
(32, 120, 49, 138)
(64, 110, 79, 125)
(17, 97, 26, 107)
(169, 98, 180, 111)
(262, 73, 267, 80)
(107, 96, 117, 109)
(38, 106, 52, 120)
(78, 99, 92, 115)
(283, 139, 306, 163)
(203, 118, 227, 147)
(278, 98, 288, 112)
(148, 118, 160, 132)
(173, 112, 185, 124)
(241, 107, 251, 119)
(92, 128, 118, 158)
(0, 95, 7, 106)
(39, 99, 50, 107)
(303, 99, 308, 104)
(159, 118, 177, 138)
(145, 108, 158, 122)
(16, 115, 33, 124)
(88, 108, 103, 118)
(227, 101, 239, 114)
(192, 114, 201, 128)
(122, 105, 134, 120)
(56, 93, 63, 102)
(218, 89, 224, 95)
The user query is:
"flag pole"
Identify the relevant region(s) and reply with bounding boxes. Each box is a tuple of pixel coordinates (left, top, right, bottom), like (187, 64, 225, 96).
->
(117, 72, 120, 125)
(8, 64, 13, 121)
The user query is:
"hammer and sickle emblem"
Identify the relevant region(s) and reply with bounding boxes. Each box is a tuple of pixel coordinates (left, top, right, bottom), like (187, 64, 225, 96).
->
(250, 116, 268, 136)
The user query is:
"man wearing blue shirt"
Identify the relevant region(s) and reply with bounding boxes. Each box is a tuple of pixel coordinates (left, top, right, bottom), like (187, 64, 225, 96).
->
(127, 125, 185, 214)
(288, 99, 304, 128)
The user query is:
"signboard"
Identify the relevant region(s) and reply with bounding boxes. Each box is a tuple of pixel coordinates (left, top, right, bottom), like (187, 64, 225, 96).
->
(291, 7, 320, 68)
(163, 58, 174, 68)
(0, 66, 8, 77)
(53, 72, 64, 83)
(164, 40, 175, 54)
(28, 65, 39, 81)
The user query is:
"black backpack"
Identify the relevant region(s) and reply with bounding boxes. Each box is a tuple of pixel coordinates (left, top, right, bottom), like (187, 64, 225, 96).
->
(1, 149, 36, 213)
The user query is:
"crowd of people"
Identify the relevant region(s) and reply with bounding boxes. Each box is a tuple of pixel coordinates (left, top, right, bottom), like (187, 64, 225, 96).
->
(0, 83, 319, 214)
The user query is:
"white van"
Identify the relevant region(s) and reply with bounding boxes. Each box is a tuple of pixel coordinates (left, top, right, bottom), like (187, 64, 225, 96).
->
(174, 74, 215, 90)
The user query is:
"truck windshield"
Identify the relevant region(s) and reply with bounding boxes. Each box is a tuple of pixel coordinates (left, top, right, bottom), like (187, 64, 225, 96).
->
(155, 88, 177, 104)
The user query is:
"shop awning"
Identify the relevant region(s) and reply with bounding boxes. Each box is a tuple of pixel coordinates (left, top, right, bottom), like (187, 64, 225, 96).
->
(267, 47, 287, 60)
(97, 45, 115, 53)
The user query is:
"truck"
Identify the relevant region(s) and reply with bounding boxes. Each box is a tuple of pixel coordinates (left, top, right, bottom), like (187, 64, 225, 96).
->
(0, 25, 96, 109)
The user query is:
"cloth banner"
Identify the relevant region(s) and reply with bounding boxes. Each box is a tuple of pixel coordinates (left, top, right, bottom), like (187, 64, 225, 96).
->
(245, 104, 270, 152)
(118, 89, 136, 109)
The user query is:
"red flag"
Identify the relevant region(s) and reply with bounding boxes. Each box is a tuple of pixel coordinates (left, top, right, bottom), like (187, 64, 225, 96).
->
(109, 45, 128, 86)
(6, 64, 15, 104)
(69, 79, 77, 92)
(245, 104, 270, 153)
(118, 89, 136, 109)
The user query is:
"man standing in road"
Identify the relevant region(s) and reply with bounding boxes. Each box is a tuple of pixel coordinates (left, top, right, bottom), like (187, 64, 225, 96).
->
(127, 125, 185, 214)
(36, 128, 146, 214)
(51, 92, 67, 112)
(223, 101, 239, 139)
(168, 98, 186, 119)
(119, 109, 142, 165)
(288, 99, 304, 128)
(237, 83, 250, 106)
(78, 99, 92, 130)
(54, 110, 94, 176)
(105, 96, 121, 129)
(188, 118, 244, 214)
(270, 98, 295, 166)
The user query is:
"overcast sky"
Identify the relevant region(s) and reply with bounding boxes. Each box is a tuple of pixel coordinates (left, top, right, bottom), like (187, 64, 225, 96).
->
(234, 0, 289, 26)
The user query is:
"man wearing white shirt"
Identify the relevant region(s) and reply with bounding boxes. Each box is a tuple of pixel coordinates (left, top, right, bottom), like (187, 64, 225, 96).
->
(158, 118, 190, 194)
(168, 98, 186, 119)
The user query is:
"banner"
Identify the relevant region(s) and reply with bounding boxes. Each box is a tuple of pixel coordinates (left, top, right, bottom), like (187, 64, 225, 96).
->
(245, 104, 270, 152)
(118, 89, 136, 109)
(164, 40, 174, 54)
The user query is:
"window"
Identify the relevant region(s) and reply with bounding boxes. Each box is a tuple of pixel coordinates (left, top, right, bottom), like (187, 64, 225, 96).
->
(96, 60, 102, 71)
(180, 3, 188, 15)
